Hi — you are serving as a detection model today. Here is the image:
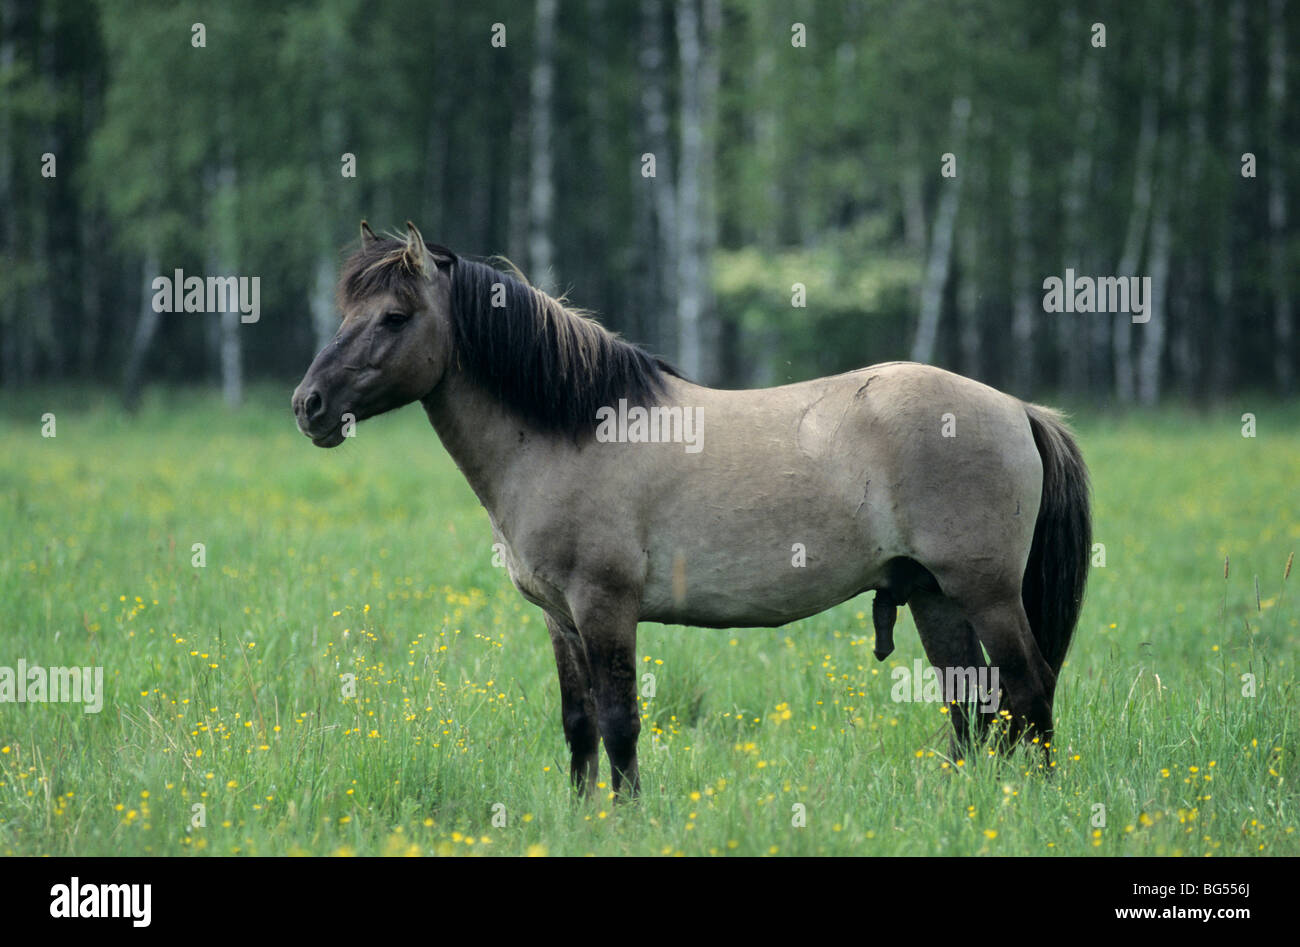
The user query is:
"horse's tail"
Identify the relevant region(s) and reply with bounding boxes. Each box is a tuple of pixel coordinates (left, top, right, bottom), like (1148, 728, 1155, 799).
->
(1021, 404, 1092, 677)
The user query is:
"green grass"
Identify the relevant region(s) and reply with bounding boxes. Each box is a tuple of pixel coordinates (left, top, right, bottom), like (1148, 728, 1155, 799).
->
(1, 386, 1297, 856)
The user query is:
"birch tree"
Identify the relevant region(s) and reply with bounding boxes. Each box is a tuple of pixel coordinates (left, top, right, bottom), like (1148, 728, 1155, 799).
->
(1137, 38, 1181, 406)
(639, 0, 677, 359)
(910, 95, 970, 365)
(676, 0, 705, 379)
(1010, 147, 1037, 396)
(1113, 94, 1156, 404)
(1059, 4, 1100, 394)
(528, 0, 557, 293)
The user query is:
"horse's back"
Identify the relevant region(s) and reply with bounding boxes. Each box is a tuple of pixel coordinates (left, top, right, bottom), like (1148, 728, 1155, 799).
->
(627, 362, 1041, 625)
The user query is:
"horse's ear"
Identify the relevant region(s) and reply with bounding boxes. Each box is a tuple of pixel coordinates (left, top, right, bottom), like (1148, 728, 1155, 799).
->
(360, 220, 379, 247)
(402, 220, 427, 275)
(426, 243, 457, 272)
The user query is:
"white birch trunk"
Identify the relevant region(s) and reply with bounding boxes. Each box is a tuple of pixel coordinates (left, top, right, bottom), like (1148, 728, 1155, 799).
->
(310, 254, 337, 352)
(79, 64, 103, 376)
(1060, 4, 1100, 394)
(957, 117, 987, 379)
(1137, 40, 1181, 407)
(1113, 93, 1157, 404)
(508, 105, 531, 268)
(899, 123, 927, 256)
(1138, 204, 1171, 406)
(640, 0, 677, 358)
(214, 162, 242, 408)
(1010, 147, 1036, 395)
(699, 0, 721, 381)
(122, 252, 161, 408)
(676, 0, 704, 379)
(1170, 0, 1212, 394)
(958, 212, 980, 378)
(910, 96, 970, 365)
(528, 0, 557, 292)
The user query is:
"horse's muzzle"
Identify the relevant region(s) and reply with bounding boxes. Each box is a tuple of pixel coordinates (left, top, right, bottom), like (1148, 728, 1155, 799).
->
(292, 383, 346, 447)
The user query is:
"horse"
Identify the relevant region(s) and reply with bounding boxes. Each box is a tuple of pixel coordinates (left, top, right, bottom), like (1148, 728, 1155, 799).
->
(292, 221, 1091, 797)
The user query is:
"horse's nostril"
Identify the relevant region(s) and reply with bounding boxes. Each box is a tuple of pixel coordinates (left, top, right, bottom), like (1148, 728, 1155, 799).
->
(305, 390, 324, 420)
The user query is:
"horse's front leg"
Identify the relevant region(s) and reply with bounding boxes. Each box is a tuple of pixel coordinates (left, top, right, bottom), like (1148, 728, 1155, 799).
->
(545, 612, 599, 796)
(571, 587, 641, 799)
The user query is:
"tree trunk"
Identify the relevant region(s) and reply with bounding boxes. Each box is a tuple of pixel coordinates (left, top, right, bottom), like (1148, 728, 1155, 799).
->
(508, 103, 531, 269)
(220, 307, 242, 407)
(422, 4, 448, 243)
(1268, 0, 1293, 393)
(1138, 205, 1171, 406)
(583, 0, 611, 321)
(310, 254, 336, 353)
(0, 0, 17, 387)
(528, 0, 557, 292)
(958, 212, 980, 379)
(122, 251, 161, 410)
(639, 0, 677, 359)
(79, 65, 104, 377)
(910, 96, 970, 365)
(1212, 0, 1247, 399)
(79, 206, 103, 377)
(699, 0, 721, 382)
(675, 0, 704, 379)
(1113, 93, 1156, 404)
(1060, 3, 1100, 395)
(899, 122, 927, 255)
(957, 116, 988, 380)
(1137, 40, 1181, 407)
(1171, 0, 1212, 398)
(1010, 147, 1035, 396)
(312, 33, 346, 354)
(33, 0, 59, 377)
(213, 157, 242, 408)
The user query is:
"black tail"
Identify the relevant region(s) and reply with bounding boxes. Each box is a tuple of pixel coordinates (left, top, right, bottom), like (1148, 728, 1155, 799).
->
(1022, 404, 1092, 677)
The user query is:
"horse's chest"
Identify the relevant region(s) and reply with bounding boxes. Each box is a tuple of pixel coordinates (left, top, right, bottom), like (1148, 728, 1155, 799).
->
(492, 530, 567, 615)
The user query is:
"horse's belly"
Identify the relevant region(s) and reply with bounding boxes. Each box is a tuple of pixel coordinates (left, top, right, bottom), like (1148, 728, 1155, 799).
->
(634, 453, 899, 626)
(638, 530, 886, 628)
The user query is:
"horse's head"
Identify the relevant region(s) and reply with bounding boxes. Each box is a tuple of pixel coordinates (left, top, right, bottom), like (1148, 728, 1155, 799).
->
(292, 221, 455, 447)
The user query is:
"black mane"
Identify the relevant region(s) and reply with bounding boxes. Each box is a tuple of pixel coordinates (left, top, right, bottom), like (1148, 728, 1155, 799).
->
(339, 239, 680, 435)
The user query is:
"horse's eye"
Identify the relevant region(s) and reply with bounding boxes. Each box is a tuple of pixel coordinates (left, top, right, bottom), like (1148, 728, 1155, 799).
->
(382, 311, 411, 330)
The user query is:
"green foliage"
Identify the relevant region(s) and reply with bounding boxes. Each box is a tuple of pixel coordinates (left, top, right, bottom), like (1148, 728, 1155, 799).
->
(1, 0, 1296, 397)
(713, 235, 919, 382)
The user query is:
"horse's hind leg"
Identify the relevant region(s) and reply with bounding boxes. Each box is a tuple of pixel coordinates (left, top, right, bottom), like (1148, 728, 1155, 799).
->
(956, 588, 1056, 755)
(909, 589, 990, 756)
(545, 612, 599, 796)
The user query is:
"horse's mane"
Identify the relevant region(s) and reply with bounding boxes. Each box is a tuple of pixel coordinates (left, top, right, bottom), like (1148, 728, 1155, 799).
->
(338, 238, 680, 436)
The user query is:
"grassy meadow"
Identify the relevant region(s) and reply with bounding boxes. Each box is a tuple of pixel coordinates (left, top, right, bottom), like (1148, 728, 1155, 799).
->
(1, 387, 1297, 856)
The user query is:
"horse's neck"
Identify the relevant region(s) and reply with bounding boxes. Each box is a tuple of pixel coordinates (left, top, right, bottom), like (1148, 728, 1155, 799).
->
(420, 368, 526, 514)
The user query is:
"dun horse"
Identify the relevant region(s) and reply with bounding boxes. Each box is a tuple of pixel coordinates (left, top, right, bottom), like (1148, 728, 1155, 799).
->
(293, 222, 1091, 796)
